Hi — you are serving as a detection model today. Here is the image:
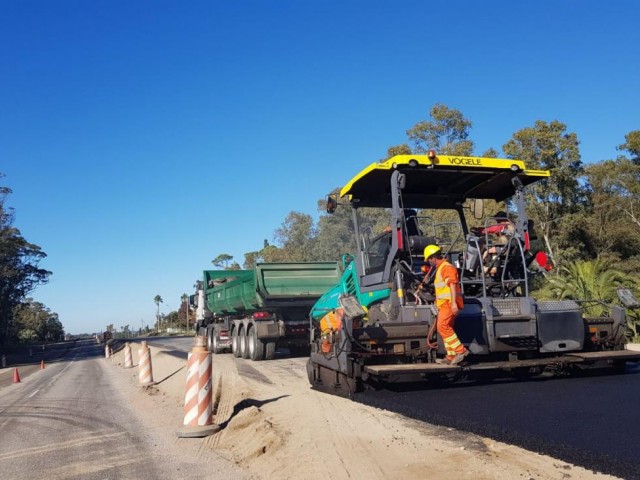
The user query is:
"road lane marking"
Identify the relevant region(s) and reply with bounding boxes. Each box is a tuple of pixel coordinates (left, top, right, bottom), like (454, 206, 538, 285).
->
(43, 351, 80, 388)
(0, 431, 128, 461)
(46, 456, 142, 480)
(27, 389, 39, 398)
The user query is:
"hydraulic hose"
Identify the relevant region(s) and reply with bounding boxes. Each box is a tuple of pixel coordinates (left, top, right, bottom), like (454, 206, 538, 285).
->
(426, 317, 438, 350)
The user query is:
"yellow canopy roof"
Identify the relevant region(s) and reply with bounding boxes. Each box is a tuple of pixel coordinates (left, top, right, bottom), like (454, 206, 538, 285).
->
(340, 154, 549, 208)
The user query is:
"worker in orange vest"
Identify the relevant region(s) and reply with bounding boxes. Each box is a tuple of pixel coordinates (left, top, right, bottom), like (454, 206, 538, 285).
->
(423, 244, 469, 365)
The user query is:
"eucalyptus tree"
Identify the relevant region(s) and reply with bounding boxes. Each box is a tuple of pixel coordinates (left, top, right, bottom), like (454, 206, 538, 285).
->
(613, 131, 640, 230)
(211, 253, 233, 269)
(12, 299, 63, 342)
(381, 144, 412, 162)
(406, 103, 474, 156)
(0, 178, 51, 343)
(583, 159, 640, 265)
(503, 120, 584, 266)
(260, 211, 318, 262)
(572, 130, 640, 272)
(618, 130, 640, 164)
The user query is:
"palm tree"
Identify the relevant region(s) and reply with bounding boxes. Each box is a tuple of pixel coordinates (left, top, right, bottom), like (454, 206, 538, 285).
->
(540, 258, 638, 316)
(153, 295, 163, 332)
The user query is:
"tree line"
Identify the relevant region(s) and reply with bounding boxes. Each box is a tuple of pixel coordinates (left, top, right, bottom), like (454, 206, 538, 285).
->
(213, 104, 640, 336)
(0, 178, 61, 344)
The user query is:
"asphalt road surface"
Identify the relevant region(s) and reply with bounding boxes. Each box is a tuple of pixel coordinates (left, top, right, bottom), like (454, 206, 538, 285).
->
(33, 336, 638, 479)
(0, 338, 237, 480)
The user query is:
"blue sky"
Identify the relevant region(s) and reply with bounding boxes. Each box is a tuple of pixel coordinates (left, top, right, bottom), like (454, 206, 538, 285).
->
(1, 1, 638, 334)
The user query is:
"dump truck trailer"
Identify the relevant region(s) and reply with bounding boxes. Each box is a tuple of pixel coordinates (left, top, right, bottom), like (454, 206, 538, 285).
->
(307, 152, 640, 396)
(195, 262, 341, 360)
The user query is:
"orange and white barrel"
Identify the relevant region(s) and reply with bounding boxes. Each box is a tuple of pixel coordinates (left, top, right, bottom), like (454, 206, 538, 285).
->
(138, 342, 154, 386)
(124, 343, 133, 368)
(105, 345, 110, 359)
(177, 336, 220, 438)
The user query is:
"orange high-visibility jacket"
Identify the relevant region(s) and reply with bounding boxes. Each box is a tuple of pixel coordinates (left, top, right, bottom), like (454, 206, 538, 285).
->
(434, 260, 464, 309)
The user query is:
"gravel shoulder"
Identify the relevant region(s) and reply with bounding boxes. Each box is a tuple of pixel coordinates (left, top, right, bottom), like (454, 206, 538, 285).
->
(108, 341, 623, 480)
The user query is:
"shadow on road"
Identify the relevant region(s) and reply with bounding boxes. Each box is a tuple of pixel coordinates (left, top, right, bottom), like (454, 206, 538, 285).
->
(218, 395, 289, 430)
(155, 366, 186, 385)
(159, 350, 188, 361)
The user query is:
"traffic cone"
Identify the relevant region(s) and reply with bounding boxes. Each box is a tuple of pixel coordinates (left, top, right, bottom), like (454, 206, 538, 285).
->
(177, 336, 220, 438)
(13, 368, 21, 383)
(40, 360, 45, 370)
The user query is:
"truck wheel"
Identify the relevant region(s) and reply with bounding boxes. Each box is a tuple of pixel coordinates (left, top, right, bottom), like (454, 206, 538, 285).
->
(232, 328, 241, 358)
(240, 327, 250, 359)
(264, 340, 276, 360)
(212, 335, 222, 354)
(249, 327, 265, 361)
(289, 345, 310, 357)
(298, 345, 311, 356)
(207, 332, 214, 353)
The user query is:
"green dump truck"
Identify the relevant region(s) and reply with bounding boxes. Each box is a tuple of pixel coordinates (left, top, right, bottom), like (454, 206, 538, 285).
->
(194, 262, 341, 361)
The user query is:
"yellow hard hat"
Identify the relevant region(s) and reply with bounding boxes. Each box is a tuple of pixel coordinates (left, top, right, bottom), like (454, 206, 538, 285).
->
(423, 244, 441, 259)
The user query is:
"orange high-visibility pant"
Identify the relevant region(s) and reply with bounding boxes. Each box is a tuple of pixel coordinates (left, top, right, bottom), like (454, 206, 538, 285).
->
(437, 303, 465, 360)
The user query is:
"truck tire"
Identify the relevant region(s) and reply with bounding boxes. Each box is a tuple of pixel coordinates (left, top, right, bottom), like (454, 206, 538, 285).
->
(212, 335, 223, 355)
(248, 326, 265, 361)
(264, 340, 276, 360)
(290, 345, 311, 357)
(206, 331, 214, 353)
(232, 328, 241, 358)
(239, 327, 250, 359)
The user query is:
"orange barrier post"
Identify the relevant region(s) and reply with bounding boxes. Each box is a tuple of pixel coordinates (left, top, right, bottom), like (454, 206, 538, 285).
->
(177, 336, 220, 438)
(13, 368, 21, 383)
(105, 345, 110, 359)
(124, 343, 133, 368)
(138, 341, 155, 387)
(40, 360, 45, 370)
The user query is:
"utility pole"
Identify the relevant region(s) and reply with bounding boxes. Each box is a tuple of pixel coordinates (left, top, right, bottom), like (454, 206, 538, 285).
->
(181, 293, 189, 332)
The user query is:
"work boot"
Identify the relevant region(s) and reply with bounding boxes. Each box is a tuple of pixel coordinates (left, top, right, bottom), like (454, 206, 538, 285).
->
(435, 358, 452, 365)
(450, 350, 470, 365)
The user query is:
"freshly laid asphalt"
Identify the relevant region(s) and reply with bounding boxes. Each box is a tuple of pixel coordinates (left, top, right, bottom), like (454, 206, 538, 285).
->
(356, 362, 640, 480)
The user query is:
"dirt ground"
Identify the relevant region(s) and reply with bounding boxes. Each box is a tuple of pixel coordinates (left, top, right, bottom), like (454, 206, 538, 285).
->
(109, 341, 620, 480)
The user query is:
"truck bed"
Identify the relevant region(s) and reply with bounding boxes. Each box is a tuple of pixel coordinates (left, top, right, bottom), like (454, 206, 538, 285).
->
(204, 262, 341, 316)
(256, 262, 342, 307)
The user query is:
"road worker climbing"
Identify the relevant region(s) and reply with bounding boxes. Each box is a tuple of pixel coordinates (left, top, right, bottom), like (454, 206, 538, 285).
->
(423, 244, 469, 365)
